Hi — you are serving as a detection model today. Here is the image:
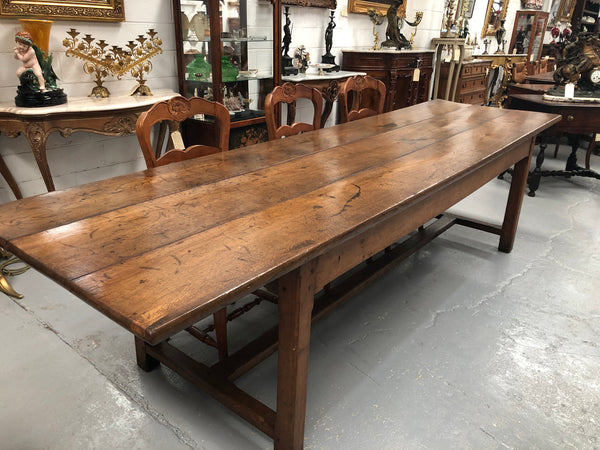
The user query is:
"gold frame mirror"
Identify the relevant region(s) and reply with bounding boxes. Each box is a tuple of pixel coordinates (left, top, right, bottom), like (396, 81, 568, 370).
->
(481, 0, 508, 37)
(550, 0, 576, 25)
(0, 0, 125, 22)
(348, 0, 406, 18)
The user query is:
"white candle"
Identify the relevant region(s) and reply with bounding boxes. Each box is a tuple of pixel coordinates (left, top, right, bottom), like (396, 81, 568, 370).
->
(565, 83, 575, 98)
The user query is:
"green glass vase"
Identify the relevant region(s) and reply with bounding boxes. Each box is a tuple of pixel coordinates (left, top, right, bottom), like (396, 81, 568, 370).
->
(186, 54, 211, 81)
(221, 55, 239, 82)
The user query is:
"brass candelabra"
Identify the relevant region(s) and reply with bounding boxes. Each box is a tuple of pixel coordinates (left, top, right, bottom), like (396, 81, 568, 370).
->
(63, 28, 162, 97)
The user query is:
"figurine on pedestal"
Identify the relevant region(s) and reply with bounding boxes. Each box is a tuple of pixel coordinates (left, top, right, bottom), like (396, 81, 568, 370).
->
(321, 10, 340, 72)
(13, 31, 66, 107)
(281, 7, 298, 76)
(381, 0, 420, 50)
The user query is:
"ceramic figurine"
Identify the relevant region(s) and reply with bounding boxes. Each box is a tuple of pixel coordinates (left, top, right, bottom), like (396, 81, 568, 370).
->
(14, 31, 46, 91)
(13, 30, 66, 107)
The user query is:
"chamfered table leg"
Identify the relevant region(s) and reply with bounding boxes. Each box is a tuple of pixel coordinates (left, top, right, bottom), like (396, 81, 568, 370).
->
(499, 139, 535, 253)
(274, 262, 316, 449)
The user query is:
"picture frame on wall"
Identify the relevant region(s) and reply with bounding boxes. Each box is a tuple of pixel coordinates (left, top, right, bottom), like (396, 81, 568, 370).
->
(348, 0, 407, 17)
(283, 0, 336, 7)
(549, 0, 577, 25)
(457, 0, 476, 19)
(0, 0, 125, 22)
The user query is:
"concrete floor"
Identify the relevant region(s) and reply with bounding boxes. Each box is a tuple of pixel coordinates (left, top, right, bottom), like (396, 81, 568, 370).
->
(1, 149, 599, 449)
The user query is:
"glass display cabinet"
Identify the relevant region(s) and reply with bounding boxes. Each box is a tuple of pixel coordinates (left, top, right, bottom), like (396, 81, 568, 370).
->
(173, 0, 280, 147)
(508, 10, 549, 75)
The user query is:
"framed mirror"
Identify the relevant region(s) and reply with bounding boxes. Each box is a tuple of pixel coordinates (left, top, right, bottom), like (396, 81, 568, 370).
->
(481, 0, 508, 37)
(456, 0, 476, 19)
(0, 0, 125, 22)
(549, 0, 576, 25)
(348, 0, 406, 17)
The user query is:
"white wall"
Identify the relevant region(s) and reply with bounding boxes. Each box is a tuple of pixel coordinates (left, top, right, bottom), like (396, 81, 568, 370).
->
(0, 0, 548, 203)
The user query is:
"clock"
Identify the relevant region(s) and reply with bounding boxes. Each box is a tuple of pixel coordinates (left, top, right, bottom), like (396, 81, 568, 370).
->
(587, 67, 600, 85)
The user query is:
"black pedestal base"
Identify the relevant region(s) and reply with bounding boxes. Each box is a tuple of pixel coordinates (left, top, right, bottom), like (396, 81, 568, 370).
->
(321, 54, 340, 72)
(282, 55, 298, 76)
(16, 87, 67, 108)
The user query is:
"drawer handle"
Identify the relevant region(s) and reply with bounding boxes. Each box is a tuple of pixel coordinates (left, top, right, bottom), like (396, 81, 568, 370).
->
(566, 114, 575, 121)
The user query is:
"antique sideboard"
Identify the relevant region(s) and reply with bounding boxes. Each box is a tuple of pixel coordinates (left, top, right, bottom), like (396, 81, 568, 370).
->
(341, 50, 434, 111)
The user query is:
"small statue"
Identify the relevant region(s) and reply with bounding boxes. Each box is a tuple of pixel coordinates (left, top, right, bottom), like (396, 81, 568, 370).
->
(324, 11, 336, 56)
(321, 10, 340, 72)
(380, 0, 421, 50)
(281, 7, 297, 75)
(282, 7, 292, 58)
(13, 30, 66, 107)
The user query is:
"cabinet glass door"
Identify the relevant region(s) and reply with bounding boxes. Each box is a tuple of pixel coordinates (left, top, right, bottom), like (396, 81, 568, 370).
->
(177, 0, 274, 124)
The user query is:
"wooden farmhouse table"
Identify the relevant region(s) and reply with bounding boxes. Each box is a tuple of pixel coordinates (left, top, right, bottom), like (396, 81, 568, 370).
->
(0, 100, 559, 448)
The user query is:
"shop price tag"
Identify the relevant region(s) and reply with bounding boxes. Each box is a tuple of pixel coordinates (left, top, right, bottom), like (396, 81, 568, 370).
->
(413, 68, 420, 82)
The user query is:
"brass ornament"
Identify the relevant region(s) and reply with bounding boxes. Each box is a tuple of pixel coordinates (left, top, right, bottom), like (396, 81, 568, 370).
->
(63, 28, 163, 97)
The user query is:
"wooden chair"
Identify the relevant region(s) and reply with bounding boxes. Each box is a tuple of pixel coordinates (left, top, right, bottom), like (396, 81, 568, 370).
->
(264, 82, 323, 140)
(538, 58, 547, 74)
(136, 95, 230, 168)
(338, 75, 386, 123)
(512, 62, 528, 84)
(136, 95, 233, 361)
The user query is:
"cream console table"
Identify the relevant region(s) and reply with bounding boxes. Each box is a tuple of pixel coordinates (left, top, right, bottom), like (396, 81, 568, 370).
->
(0, 90, 177, 199)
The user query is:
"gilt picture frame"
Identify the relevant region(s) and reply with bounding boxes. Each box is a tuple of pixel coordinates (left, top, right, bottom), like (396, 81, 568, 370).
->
(457, 0, 476, 19)
(0, 0, 125, 22)
(283, 0, 336, 8)
(348, 0, 406, 18)
(481, 0, 509, 37)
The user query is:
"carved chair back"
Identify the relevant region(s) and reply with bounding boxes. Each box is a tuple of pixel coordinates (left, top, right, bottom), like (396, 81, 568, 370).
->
(339, 75, 387, 123)
(136, 95, 230, 168)
(265, 82, 323, 140)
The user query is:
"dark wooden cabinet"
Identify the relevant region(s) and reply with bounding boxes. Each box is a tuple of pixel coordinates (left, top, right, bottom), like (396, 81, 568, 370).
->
(173, 0, 280, 148)
(437, 59, 492, 105)
(341, 50, 434, 111)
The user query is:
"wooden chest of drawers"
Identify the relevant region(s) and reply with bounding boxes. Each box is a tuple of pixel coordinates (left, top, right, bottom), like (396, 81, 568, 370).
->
(437, 59, 491, 105)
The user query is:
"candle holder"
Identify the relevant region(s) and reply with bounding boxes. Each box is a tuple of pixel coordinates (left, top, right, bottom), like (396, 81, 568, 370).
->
(63, 29, 119, 97)
(63, 28, 162, 97)
(113, 30, 163, 96)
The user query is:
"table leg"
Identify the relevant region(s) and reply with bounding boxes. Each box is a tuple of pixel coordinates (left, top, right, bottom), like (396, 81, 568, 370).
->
(25, 123, 54, 192)
(0, 152, 22, 199)
(527, 139, 546, 197)
(275, 262, 316, 450)
(499, 139, 535, 253)
(565, 134, 580, 172)
(135, 336, 160, 371)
